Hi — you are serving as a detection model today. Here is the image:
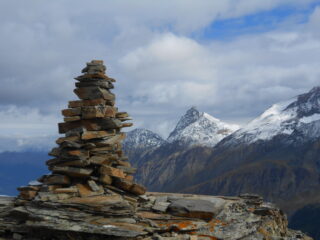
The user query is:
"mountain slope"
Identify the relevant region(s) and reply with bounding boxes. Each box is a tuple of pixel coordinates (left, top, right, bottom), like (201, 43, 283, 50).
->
(134, 87, 320, 218)
(167, 107, 239, 147)
(123, 128, 165, 167)
(227, 86, 320, 146)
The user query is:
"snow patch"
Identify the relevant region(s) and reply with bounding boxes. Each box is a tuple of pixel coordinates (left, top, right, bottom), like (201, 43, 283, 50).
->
(300, 113, 320, 124)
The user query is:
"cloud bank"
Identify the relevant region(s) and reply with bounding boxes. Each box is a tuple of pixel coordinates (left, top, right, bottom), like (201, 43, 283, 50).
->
(0, 0, 320, 151)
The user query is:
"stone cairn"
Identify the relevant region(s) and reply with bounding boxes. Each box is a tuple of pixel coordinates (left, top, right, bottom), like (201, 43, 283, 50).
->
(17, 60, 146, 202)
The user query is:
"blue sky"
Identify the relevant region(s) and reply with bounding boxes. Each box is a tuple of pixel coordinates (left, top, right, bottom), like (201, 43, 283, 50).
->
(200, 1, 320, 40)
(0, 0, 320, 151)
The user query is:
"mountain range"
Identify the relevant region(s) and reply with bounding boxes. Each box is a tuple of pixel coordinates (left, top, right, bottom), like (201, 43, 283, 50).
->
(122, 86, 320, 238)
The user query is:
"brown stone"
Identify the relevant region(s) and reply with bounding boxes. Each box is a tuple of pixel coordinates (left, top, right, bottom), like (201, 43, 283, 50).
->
(116, 160, 131, 167)
(74, 87, 115, 101)
(52, 166, 93, 178)
(17, 186, 41, 191)
(58, 119, 122, 133)
(121, 122, 133, 128)
(75, 73, 110, 81)
(82, 98, 106, 106)
(68, 100, 83, 108)
(76, 184, 95, 197)
(87, 180, 100, 192)
(55, 159, 90, 167)
(42, 175, 71, 185)
(99, 174, 113, 185)
(64, 116, 81, 122)
(56, 135, 80, 144)
(104, 106, 116, 117)
(19, 190, 37, 200)
(130, 184, 146, 195)
(117, 166, 137, 174)
(81, 119, 120, 131)
(82, 130, 112, 140)
(113, 178, 133, 191)
(82, 106, 106, 119)
(61, 107, 81, 117)
(116, 112, 129, 118)
(89, 155, 115, 165)
(101, 133, 126, 145)
(54, 187, 78, 194)
(67, 149, 89, 158)
(76, 183, 103, 197)
(58, 121, 82, 134)
(125, 175, 134, 181)
(75, 80, 113, 89)
(99, 166, 126, 179)
(48, 147, 60, 157)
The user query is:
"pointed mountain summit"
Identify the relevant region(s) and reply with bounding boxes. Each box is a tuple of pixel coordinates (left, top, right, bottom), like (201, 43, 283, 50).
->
(123, 128, 165, 150)
(167, 107, 239, 147)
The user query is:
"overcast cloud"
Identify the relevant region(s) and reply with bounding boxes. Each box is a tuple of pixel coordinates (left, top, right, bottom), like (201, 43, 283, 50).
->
(0, 0, 320, 151)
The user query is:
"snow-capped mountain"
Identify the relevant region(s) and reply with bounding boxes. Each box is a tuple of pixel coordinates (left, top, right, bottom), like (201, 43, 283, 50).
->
(167, 107, 239, 147)
(225, 86, 320, 145)
(123, 128, 165, 150)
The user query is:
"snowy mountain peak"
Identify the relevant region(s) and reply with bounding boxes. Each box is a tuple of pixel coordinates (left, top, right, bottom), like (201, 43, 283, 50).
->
(169, 107, 201, 137)
(285, 86, 320, 118)
(123, 128, 165, 150)
(167, 107, 239, 147)
(229, 86, 320, 145)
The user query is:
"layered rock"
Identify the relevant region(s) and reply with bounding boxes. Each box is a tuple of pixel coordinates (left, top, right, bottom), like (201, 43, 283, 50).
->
(0, 193, 312, 240)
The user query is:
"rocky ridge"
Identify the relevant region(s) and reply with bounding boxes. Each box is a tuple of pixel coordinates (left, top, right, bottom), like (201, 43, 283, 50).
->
(0, 60, 312, 240)
(0, 193, 312, 240)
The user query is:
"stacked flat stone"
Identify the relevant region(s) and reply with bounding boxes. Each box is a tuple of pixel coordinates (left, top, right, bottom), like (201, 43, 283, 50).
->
(18, 60, 146, 201)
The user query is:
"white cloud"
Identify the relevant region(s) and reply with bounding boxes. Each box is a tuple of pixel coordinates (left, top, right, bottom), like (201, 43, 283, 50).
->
(0, 1, 320, 149)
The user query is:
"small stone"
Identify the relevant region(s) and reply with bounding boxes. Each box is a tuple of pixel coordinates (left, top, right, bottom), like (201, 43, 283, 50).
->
(61, 107, 81, 117)
(82, 105, 107, 119)
(116, 112, 129, 118)
(117, 166, 137, 174)
(130, 184, 146, 195)
(76, 183, 103, 197)
(41, 174, 71, 185)
(121, 122, 133, 128)
(19, 190, 38, 200)
(54, 187, 78, 194)
(48, 147, 60, 157)
(64, 116, 81, 122)
(82, 98, 106, 106)
(100, 166, 126, 179)
(74, 87, 115, 101)
(99, 174, 113, 185)
(88, 180, 100, 192)
(51, 166, 93, 178)
(68, 100, 83, 108)
(82, 130, 113, 140)
(113, 178, 133, 191)
(56, 135, 80, 144)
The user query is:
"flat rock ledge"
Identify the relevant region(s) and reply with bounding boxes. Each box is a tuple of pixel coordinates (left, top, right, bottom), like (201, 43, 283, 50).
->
(0, 193, 312, 240)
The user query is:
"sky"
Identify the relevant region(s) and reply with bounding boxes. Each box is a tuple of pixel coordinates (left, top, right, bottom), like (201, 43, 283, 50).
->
(0, 0, 320, 152)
